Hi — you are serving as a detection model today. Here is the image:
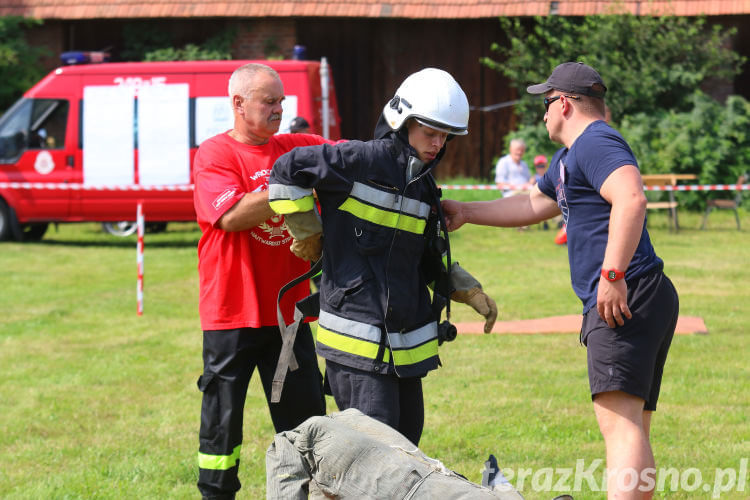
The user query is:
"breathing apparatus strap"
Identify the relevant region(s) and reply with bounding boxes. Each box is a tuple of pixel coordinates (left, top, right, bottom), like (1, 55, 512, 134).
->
(271, 256, 323, 403)
(426, 173, 454, 320)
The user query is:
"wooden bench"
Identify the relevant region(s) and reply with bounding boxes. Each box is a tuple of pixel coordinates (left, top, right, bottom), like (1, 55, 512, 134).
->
(641, 174, 697, 231)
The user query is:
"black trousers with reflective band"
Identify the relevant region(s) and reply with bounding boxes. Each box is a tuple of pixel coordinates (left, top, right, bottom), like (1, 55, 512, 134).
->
(197, 324, 325, 498)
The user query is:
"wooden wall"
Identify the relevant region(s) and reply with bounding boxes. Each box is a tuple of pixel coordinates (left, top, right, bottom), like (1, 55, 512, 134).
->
(296, 18, 518, 180)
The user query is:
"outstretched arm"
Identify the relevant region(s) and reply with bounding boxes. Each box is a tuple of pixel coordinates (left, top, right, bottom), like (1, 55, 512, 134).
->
(441, 185, 560, 231)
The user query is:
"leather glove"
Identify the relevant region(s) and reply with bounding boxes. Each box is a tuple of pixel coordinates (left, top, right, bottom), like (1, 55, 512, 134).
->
(284, 210, 322, 241)
(290, 233, 323, 261)
(449, 262, 498, 333)
(284, 210, 324, 261)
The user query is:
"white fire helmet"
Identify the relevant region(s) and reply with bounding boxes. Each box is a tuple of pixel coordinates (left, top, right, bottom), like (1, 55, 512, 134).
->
(382, 68, 469, 136)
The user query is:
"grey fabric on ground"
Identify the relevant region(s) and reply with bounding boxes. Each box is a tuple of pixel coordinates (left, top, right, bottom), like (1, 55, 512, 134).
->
(266, 408, 524, 499)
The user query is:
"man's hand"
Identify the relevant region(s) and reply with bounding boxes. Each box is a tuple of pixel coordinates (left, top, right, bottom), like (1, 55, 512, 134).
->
(290, 233, 322, 261)
(441, 199, 466, 232)
(596, 277, 631, 328)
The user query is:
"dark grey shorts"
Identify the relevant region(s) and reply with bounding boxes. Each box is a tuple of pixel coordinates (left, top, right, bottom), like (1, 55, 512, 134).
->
(581, 269, 679, 411)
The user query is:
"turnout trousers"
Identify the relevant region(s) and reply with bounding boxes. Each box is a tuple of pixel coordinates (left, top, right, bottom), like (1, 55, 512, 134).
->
(324, 359, 425, 445)
(197, 324, 325, 499)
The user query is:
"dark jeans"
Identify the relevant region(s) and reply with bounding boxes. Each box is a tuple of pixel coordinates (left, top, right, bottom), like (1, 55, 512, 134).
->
(197, 324, 325, 499)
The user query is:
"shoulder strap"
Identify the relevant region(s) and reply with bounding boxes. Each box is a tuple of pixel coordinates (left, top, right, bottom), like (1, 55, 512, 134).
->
(271, 256, 323, 403)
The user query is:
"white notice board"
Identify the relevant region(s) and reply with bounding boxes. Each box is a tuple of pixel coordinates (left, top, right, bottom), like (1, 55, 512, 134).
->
(279, 96, 298, 133)
(82, 85, 135, 186)
(195, 97, 232, 145)
(194, 94, 300, 144)
(137, 83, 190, 185)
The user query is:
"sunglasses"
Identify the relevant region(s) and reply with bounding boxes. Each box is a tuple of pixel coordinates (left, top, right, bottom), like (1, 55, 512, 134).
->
(544, 95, 580, 112)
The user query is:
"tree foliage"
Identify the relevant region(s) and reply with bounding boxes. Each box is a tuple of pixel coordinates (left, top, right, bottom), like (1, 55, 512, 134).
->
(121, 24, 235, 62)
(482, 12, 748, 200)
(0, 16, 48, 112)
(483, 13, 743, 125)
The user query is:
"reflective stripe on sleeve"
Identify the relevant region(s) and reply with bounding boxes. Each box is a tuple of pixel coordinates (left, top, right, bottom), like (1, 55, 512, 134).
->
(198, 444, 241, 471)
(269, 197, 315, 214)
(268, 183, 313, 202)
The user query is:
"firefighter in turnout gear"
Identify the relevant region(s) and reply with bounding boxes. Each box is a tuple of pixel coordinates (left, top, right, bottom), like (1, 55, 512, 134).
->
(269, 68, 497, 445)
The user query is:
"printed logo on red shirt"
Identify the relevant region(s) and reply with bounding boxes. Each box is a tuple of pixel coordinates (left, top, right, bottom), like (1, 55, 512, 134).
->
(212, 188, 237, 210)
(251, 214, 292, 247)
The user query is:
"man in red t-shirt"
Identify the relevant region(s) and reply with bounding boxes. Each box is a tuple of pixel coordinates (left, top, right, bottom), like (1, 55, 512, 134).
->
(193, 63, 329, 500)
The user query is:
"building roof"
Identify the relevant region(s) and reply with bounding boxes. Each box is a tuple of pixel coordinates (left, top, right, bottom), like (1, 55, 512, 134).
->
(1, 0, 749, 20)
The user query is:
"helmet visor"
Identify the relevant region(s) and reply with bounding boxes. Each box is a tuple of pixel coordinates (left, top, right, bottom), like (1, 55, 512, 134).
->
(414, 116, 468, 136)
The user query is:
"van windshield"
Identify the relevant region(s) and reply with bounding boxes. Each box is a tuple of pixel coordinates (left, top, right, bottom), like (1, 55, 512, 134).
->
(0, 98, 32, 161)
(0, 98, 69, 161)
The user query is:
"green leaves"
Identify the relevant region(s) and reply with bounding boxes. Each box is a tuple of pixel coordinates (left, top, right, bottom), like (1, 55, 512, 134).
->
(484, 13, 747, 195)
(0, 16, 48, 111)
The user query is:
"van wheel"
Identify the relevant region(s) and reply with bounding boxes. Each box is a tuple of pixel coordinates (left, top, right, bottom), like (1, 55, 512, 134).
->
(102, 221, 137, 237)
(0, 199, 11, 241)
(21, 223, 48, 241)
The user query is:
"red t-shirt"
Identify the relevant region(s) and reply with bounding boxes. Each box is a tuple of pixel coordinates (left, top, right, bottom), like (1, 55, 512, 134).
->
(193, 131, 330, 330)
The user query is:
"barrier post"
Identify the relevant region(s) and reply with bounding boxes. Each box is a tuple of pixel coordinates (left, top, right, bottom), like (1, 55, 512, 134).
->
(136, 201, 144, 316)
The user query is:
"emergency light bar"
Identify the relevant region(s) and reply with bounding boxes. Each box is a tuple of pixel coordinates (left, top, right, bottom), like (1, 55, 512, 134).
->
(60, 51, 111, 65)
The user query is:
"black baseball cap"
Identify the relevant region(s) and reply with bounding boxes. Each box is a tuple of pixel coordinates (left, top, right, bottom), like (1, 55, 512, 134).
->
(527, 62, 607, 98)
(289, 116, 310, 133)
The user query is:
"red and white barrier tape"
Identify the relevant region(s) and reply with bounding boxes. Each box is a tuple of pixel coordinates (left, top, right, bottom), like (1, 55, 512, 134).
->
(136, 202, 144, 316)
(439, 184, 750, 192)
(0, 182, 747, 192)
(0, 182, 193, 191)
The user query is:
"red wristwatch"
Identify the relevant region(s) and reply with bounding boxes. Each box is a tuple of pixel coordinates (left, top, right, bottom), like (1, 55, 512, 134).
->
(601, 268, 625, 282)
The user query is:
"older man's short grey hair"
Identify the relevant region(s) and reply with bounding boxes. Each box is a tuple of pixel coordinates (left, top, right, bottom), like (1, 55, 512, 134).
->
(509, 138, 526, 150)
(227, 63, 281, 100)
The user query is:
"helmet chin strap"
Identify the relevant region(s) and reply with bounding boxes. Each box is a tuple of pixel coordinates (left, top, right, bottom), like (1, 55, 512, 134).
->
(406, 155, 424, 182)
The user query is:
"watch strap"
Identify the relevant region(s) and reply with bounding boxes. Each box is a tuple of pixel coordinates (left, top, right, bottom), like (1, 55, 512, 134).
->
(601, 268, 625, 282)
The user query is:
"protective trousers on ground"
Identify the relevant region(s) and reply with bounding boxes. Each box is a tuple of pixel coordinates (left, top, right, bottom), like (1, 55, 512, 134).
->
(266, 408, 525, 500)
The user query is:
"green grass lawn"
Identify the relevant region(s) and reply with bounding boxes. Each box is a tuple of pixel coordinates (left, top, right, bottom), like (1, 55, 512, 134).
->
(0, 207, 748, 499)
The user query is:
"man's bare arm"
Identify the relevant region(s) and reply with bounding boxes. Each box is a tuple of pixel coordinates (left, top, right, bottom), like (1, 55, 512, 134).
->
(442, 185, 560, 231)
(216, 191, 276, 232)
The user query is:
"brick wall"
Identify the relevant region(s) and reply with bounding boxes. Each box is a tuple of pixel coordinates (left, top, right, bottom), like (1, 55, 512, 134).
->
(229, 18, 297, 60)
(29, 21, 65, 73)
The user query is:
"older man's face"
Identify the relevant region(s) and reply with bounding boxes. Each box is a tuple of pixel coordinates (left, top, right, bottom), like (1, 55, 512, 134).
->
(510, 143, 525, 163)
(237, 72, 285, 140)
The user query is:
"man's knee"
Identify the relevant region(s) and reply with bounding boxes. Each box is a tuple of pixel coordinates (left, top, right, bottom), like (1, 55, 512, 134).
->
(593, 390, 646, 434)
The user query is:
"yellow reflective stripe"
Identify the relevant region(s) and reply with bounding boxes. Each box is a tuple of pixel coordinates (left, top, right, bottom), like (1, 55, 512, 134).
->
(391, 339, 438, 366)
(269, 197, 314, 214)
(198, 444, 241, 470)
(317, 326, 380, 359)
(339, 198, 426, 234)
(318, 326, 435, 367)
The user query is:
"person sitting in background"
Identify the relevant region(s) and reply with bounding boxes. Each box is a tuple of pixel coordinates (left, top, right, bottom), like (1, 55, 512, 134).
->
(531, 155, 547, 185)
(494, 138, 531, 197)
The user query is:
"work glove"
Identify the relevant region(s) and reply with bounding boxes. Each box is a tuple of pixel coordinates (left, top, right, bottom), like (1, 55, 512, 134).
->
(284, 210, 323, 261)
(449, 262, 498, 333)
(290, 233, 323, 261)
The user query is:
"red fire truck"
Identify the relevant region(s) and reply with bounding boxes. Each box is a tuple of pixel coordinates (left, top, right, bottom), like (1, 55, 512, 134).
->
(0, 58, 341, 240)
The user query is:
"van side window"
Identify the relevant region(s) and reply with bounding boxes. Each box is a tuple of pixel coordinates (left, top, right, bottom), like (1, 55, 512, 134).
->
(29, 99, 69, 150)
(0, 98, 32, 161)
